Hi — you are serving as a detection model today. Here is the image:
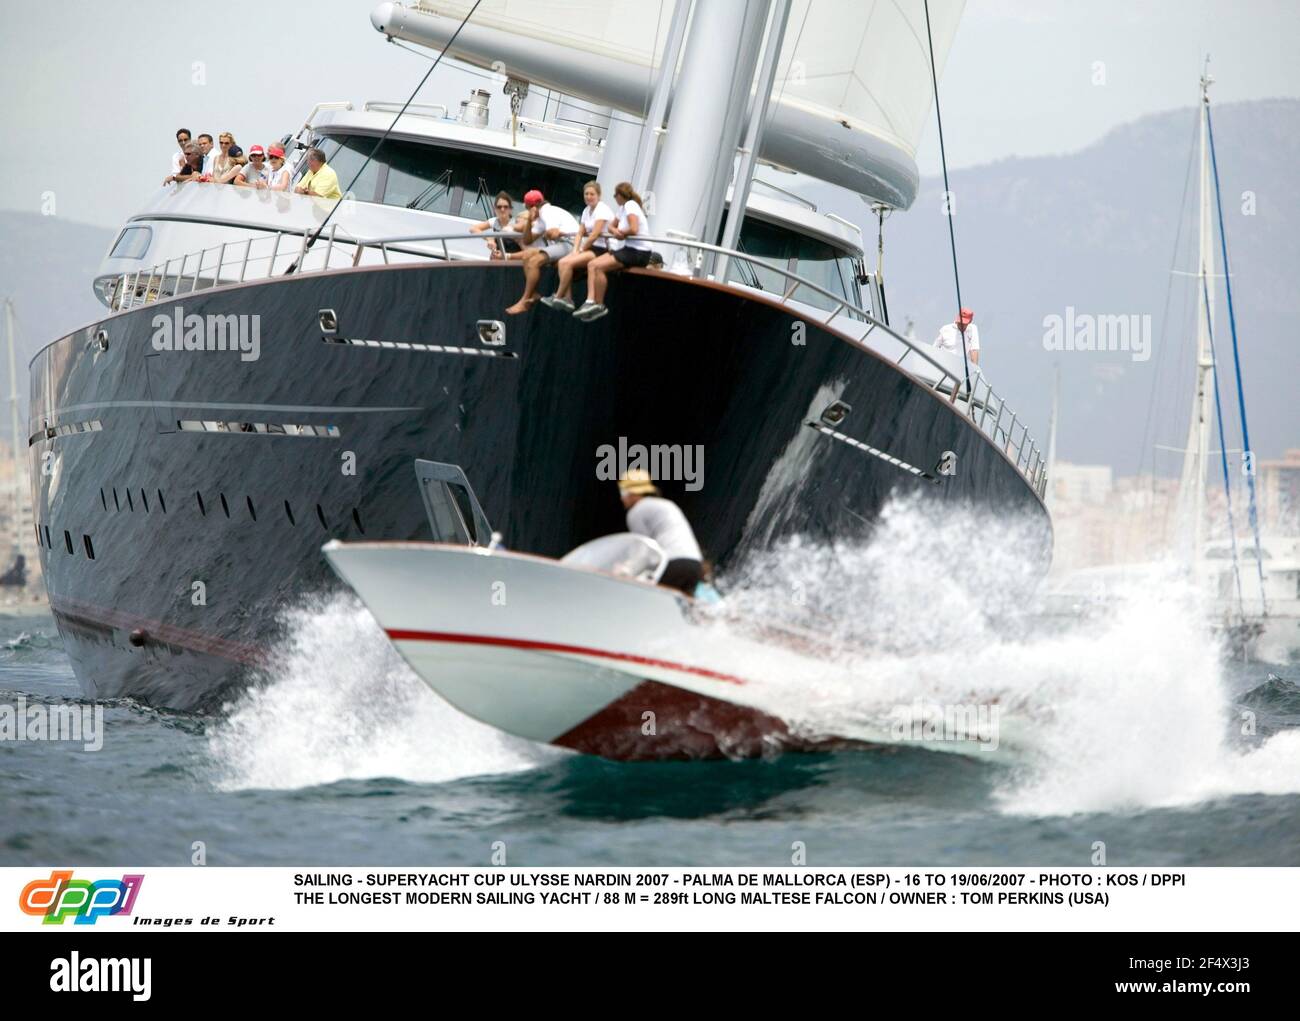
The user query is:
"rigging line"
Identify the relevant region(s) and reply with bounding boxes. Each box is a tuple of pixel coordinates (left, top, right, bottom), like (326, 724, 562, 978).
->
(923, 0, 969, 395)
(287, 0, 485, 274)
(1202, 274, 1246, 618)
(1136, 105, 1200, 483)
(1205, 100, 1268, 613)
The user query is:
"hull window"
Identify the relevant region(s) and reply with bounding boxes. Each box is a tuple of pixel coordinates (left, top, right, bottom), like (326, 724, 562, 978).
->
(316, 504, 328, 530)
(177, 419, 341, 438)
(100, 488, 107, 512)
(64, 531, 74, 555)
(284, 501, 296, 526)
(196, 492, 206, 516)
(351, 508, 365, 535)
(247, 496, 257, 521)
(219, 493, 230, 518)
(141, 489, 149, 513)
(83, 536, 95, 560)
(158, 490, 166, 514)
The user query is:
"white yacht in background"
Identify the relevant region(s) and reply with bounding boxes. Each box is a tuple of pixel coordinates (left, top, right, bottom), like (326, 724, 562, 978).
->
(29, 0, 1051, 715)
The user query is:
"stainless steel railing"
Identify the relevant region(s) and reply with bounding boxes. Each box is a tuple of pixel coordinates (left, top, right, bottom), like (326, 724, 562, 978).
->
(111, 227, 1047, 497)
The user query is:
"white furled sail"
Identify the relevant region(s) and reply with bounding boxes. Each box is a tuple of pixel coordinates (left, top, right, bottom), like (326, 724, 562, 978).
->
(371, 0, 964, 208)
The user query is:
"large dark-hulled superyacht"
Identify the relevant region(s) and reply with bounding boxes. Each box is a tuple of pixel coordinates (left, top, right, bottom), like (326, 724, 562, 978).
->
(29, 0, 1050, 709)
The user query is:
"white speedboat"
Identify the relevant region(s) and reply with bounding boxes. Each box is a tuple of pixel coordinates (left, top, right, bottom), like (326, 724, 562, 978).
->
(322, 461, 850, 760)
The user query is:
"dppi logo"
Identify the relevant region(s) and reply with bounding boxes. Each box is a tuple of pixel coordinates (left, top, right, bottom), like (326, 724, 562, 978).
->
(19, 870, 144, 925)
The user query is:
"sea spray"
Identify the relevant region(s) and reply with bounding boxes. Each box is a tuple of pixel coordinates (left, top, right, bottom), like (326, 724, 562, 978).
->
(206, 591, 554, 791)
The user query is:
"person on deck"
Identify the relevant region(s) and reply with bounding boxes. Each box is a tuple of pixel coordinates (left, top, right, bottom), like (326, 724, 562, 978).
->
(264, 146, 292, 191)
(933, 306, 980, 368)
(234, 145, 270, 187)
(505, 189, 577, 315)
(470, 191, 528, 259)
(576, 182, 651, 322)
(164, 143, 204, 184)
(196, 134, 215, 175)
(295, 148, 343, 200)
(618, 470, 704, 597)
(170, 128, 192, 176)
(541, 180, 613, 312)
(211, 132, 246, 184)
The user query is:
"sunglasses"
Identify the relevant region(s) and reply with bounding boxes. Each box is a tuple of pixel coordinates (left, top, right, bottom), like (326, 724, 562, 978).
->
(495, 204, 511, 210)
(250, 154, 264, 159)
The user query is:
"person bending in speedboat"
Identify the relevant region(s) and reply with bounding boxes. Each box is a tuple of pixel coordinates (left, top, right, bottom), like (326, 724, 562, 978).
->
(618, 470, 704, 596)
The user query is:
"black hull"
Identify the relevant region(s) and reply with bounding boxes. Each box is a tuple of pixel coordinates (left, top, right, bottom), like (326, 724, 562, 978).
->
(30, 262, 1050, 710)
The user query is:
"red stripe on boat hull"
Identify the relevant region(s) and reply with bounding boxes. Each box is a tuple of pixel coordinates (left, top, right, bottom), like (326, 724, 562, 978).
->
(385, 628, 750, 685)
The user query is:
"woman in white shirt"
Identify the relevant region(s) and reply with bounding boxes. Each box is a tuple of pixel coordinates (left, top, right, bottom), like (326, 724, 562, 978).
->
(574, 182, 651, 322)
(264, 146, 292, 191)
(541, 181, 612, 312)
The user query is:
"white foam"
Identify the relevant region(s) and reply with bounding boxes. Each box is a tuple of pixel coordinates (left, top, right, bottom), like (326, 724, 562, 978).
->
(207, 592, 556, 791)
(704, 494, 1300, 815)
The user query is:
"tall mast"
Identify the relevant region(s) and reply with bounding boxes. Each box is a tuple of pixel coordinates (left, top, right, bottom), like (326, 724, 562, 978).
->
(648, 0, 770, 271)
(1175, 61, 1216, 565)
(4, 298, 21, 558)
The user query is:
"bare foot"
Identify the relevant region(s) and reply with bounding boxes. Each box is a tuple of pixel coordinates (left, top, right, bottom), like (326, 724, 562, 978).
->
(505, 298, 537, 315)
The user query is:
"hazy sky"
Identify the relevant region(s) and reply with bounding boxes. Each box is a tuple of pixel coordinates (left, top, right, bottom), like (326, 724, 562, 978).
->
(1, 0, 1298, 230)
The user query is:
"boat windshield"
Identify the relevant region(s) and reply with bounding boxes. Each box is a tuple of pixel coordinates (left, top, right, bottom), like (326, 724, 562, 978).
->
(560, 533, 667, 583)
(314, 133, 591, 219)
(722, 215, 860, 312)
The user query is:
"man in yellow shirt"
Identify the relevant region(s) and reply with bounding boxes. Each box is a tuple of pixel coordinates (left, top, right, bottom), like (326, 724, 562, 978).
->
(295, 148, 343, 200)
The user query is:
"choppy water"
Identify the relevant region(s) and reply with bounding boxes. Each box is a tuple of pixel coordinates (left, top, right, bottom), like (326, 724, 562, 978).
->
(2, 499, 1298, 866)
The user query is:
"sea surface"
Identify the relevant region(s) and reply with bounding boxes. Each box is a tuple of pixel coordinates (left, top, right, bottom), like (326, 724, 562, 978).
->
(3, 507, 1299, 867)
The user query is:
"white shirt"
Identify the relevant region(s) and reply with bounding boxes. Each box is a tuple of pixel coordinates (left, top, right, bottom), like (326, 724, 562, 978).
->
(579, 201, 614, 248)
(170, 150, 186, 175)
(626, 496, 702, 563)
(265, 165, 291, 190)
(529, 203, 579, 247)
(612, 200, 650, 251)
(934, 322, 980, 357)
(238, 161, 268, 185)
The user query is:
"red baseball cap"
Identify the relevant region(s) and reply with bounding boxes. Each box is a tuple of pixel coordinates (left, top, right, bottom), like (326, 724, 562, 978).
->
(267, 145, 285, 158)
(248, 144, 265, 156)
(523, 189, 545, 207)
(957, 307, 974, 323)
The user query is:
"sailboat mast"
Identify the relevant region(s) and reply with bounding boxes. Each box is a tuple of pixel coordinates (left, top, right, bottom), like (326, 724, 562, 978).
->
(1176, 64, 1216, 563)
(4, 298, 21, 557)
